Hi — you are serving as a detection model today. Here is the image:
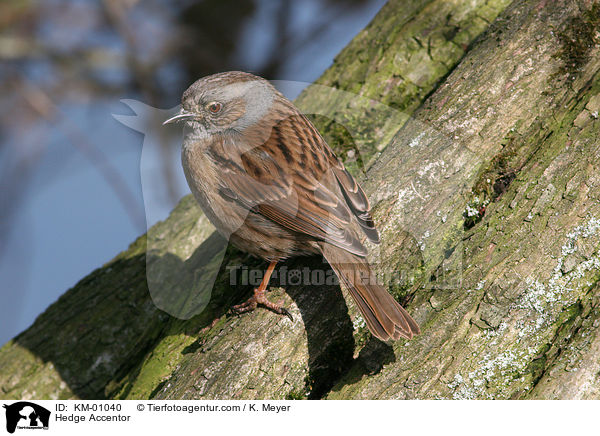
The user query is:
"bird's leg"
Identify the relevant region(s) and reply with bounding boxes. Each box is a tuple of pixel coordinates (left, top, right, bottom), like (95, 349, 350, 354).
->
(231, 261, 293, 321)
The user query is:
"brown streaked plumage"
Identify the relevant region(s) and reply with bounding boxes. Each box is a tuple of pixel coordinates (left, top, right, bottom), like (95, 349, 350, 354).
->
(165, 71, 420, 341)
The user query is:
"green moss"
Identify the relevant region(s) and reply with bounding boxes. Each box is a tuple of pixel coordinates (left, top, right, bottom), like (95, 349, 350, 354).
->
(520, 302, 583, 395)
(305, 114, 365, 174)
(285, 388, 307, 400)
(353, 325, 371, 350)
(555, 3, 600, 78)
(464, 126, 524, 228)
(463, 196, 489, 230)
(112, 329, 196, 400)
(297, 0, 513, 161)
(4, 0, 536, 402)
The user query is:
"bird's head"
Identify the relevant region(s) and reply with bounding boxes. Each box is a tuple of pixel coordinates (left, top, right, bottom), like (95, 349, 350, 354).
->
(163, 71, 276, 135)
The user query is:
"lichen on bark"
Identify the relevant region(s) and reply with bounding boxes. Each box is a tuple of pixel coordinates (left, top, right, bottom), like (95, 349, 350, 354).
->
(1, 0, 599, 401)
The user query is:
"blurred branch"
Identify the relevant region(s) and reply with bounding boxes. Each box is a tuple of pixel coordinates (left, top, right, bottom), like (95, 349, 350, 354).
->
(0, 36, 123, 66)
(102, 0, 180, 204)
(0, 120, 46, 266)
(261, 0, 362, 78)
(19, 79, 146, 231)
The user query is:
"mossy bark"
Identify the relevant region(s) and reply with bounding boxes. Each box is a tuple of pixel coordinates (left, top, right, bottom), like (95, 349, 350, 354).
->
(2, 0, 599, 400)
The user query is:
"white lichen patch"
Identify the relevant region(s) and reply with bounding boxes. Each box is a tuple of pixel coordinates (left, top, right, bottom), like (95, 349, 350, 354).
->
(466, 205, 479, 217)
(447, 216, 600, 399)
(513, 215, 600, 336)
(447, 323, 536, 399)
(397, 187, 417, 204)
(513, 277, 560, 335)
(465, 196, 489, 217)
(352, 315, 366, 330)
(89, 352, 114, 372)
(553, 216, 600, 280)
(408, 132, 425, 148)
(484, 321, 508, 338)
(443, 114, 481, 138)
(417, 160, 446, 181)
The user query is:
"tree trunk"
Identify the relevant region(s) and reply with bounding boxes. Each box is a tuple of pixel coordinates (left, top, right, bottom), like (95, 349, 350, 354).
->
(2, 0, 599, 400)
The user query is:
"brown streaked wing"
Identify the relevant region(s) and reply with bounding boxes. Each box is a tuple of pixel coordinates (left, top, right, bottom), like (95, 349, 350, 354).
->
(332, 166, 380, 243)
(207, 137, 292, 206)
(294, 114, 380, 244)
(211, 112, 374, 256)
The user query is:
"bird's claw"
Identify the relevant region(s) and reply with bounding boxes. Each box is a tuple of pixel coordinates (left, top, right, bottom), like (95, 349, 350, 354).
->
(231, 288, 293, 322)
(277, 306, 294, 323)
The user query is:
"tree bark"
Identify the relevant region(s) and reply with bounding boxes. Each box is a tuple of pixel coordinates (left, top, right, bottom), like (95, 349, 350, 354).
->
(1, 0, 599, 400)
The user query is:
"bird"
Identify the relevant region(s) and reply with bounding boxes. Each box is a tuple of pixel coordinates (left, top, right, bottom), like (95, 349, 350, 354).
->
(164, 71, 420, 341)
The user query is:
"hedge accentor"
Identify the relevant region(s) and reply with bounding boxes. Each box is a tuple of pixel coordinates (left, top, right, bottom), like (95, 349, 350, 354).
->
(165, 71, 419, 341)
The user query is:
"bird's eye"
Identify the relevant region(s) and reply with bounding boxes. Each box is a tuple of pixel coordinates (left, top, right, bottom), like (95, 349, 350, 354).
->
(207, 102, 222, 114)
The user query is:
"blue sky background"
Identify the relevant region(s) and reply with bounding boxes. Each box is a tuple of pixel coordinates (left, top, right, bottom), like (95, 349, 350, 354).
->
(0, 0, 386, 346)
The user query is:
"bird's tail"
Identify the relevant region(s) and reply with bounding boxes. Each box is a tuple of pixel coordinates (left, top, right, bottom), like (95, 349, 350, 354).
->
(319, 242, 420, 341)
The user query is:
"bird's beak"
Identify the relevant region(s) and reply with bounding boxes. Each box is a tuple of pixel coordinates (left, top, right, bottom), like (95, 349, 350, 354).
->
(163, 109, 196, 125)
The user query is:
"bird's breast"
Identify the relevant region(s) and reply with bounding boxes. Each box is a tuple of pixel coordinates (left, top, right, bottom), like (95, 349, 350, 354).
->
(181, 138, 249, 238)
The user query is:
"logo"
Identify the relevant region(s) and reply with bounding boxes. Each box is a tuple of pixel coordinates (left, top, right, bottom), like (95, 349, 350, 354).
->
(3, 402, 50, 434)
